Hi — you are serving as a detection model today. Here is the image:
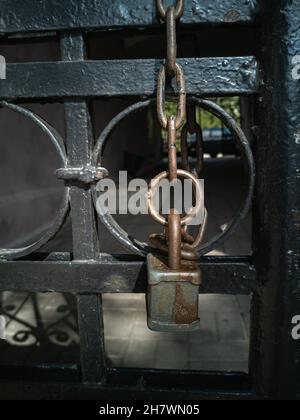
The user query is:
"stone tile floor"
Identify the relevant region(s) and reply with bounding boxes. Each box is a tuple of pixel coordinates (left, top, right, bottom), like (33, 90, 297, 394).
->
(0, 292, 250, 372)
(103, 293, 250, 372)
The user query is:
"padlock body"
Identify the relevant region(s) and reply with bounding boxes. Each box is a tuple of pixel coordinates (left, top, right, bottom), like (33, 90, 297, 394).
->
(146, 254, 201, 332)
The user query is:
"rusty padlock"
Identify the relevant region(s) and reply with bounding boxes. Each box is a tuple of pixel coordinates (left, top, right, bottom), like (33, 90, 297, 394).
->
(146, 211, 202, 332)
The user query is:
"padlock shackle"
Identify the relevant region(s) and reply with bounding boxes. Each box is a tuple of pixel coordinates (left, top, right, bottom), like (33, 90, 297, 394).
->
(168, 210, 182, 270)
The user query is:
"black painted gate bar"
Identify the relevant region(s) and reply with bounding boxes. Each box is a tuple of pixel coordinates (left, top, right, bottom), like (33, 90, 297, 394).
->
(0, 255, 256, 295)
(60, 32, 106, 384)
(0, 0, 299, 400)
(0, 57, 258, 100)
(0, 0, 259, 34)
(250, 0, 300, 400)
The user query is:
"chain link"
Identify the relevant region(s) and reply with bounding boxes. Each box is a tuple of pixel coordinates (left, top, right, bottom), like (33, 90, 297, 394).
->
(167, 116, 178, 181)
(148, 169, 204, 227)
(186, 104, 197, 134)
(157, 64, 186, 130)
(181, 124, 204, 176)
(166, 6, 177, 77)
(181, 104, 204, 176)
(157, 0, 184, 20)
(180, 104, 206, 246)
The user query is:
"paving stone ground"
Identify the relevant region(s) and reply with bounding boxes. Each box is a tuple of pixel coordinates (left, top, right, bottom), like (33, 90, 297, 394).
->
(103, 294, 250, 372)
(0, 292, 250, 372)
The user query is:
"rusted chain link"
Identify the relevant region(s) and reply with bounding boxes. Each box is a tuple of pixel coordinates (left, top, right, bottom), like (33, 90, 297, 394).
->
(181, 124, 204, 176)
(168, 116, 178, 180)
(181, 104, 204, 176)
(149, 207, 207, 255)
(157, 0, 184, 20)
(157, 64, 186, 130)
(186, 104, 197, 134)
(180, 103, 206, 247)
(148, 169, 204, 227)
(166, 6, 177, 77)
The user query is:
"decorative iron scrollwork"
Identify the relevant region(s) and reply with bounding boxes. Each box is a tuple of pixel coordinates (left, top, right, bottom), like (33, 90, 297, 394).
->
(92, 98, 255, 259)
(0, 101, 70, 260)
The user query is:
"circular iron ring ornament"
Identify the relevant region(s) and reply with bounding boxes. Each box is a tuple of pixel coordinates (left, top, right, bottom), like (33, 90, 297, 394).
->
(92, 98, 255, 259)
(0, 101, 69, 260)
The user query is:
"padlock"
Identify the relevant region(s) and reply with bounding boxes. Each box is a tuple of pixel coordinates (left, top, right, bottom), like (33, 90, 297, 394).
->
(146, 210, 202, 332)
(146, 253, 202, 332)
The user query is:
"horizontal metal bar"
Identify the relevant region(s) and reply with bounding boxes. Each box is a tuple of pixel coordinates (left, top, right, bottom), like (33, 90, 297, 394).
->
(0, 254, 256, 294)
(106, 368, 252, 392)
(0, 0, 259, 35)
(0, 364, 251, 392)
(0, 57, 258, 100)
(0, 383, 256, 400)
(0, 364, 79, 383)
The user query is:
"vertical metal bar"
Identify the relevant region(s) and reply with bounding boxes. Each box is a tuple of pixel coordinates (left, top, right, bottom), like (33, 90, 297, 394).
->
(60, 33, 99, 260)
(60, 32, 106, 383)
(77, 294, 106, 382)
(251, 0, 300, 399)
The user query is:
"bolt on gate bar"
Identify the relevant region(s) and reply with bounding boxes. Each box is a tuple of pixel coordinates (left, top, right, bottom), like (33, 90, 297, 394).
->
(0, 0, 299, 400)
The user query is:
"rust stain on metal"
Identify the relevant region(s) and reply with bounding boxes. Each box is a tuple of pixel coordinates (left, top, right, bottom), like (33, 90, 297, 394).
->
(293, 211, 300, 229)
(174, 284, 199, 325)
(225, 9, 241, 22)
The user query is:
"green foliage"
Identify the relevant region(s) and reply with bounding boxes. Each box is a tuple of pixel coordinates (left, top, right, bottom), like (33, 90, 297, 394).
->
(198, 97, 241, 129)
(164, 97, 241, 129)
(160, 97, 241, 152)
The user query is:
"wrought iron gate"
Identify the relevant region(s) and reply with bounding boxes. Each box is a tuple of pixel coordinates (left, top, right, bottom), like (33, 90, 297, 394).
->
(0, 0, 299, 400)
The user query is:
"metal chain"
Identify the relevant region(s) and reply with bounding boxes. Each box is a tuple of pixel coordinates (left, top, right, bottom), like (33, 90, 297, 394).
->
(186, 104, 197, 134)
(157, 64, 186, 130)
(156, 0, 186, 268)
(181, 104, 204, 176)
(181, 103, 207, 247)
(150, 1, 183, 267)
(166, 6, 177, 77)
(148, 1, 207, 267)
